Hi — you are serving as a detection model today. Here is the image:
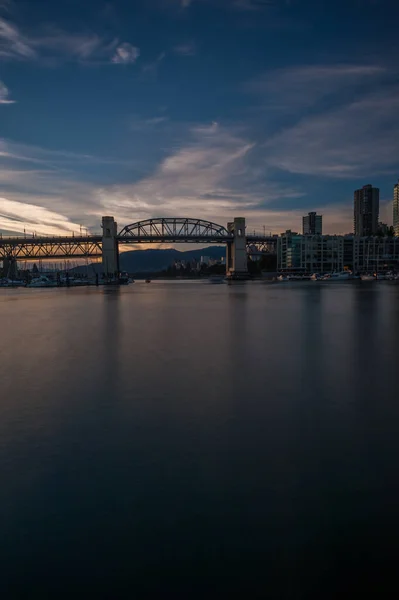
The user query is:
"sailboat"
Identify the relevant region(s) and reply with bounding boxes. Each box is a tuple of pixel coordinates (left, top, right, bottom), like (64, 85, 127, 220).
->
(360, 239, 375, 281)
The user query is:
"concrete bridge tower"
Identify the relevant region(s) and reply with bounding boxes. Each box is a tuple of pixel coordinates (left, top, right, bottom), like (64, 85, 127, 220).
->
(1, 257, 18, 280)
(102, 216, 119, 278)
(226, 217, 248, 278)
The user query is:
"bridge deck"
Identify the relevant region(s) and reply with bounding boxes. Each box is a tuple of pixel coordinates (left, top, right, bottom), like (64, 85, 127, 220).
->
(0, 233, 277, 260)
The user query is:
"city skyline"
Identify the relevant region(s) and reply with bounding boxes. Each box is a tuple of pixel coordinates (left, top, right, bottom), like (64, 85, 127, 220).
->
(1, 0, 399, 238)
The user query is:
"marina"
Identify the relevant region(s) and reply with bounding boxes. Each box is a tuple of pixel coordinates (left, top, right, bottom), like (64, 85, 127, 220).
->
(2, 270, 399, 289)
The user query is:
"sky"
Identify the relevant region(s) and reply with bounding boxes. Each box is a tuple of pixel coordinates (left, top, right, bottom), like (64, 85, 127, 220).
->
(1, 0, 399, 238)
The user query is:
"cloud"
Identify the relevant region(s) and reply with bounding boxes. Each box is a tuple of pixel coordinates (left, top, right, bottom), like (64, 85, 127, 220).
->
(141, 51, 166, 74)
(0, 127, 357, 237)
(129, 115, 169, 131)
(0, 138, 132, 234)
(0, 122, 305, 237)
(0, 137, 133, 167)
(0, 197, 84, 236)
(178, 0, 277, 10)
(93, 122, 305, 231)
(30, 30, 118, 63)
(111, 42, 140, 64)
(248, 64, 388, 111)
(6, 103, 393, 238)
(233, 0, 274, 10)
(0, 80, 15, 104)
(243, 63, 399, 181)
(173, 41, 196, 56)
(0, 16, 36, 59)
(264, 87, 399, 178)
(0, 16, 139, 65)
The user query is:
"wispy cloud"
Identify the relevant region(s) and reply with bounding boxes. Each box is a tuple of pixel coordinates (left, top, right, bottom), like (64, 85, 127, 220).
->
(129, 115, 169, 131)
(0, 138, 135, 234)
(178, 0, 277, 10)
(244, 63, 399, 180)
(0, 17, 36, 59)
(0, 138, 133, 167)
(0, 16, 139, 65)
(111, 42, 140, 64)
(0, 197, 83, 236)
(0, 80, 15, 104)
(233, 0, 275, 10)
(0, 122, 304, 236)
(5, 94, 395, 237)
(248, 63, 388, 111)
(95, 122, 304, 229)
(142, 51, 166, 74)
(264, 87, 399, 177)
(174, 41, 196, 56)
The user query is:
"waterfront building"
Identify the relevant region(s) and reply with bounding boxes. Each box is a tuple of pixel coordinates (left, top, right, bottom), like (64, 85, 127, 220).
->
(302, 212, 322, 235)
(354, 184, 379, 236)
(277, 232, 399, 273)
(394, 180, 399, 236)
(278, 231, 344, 273)
(352, 236, 399, 272)
(277, 231, 303, 271)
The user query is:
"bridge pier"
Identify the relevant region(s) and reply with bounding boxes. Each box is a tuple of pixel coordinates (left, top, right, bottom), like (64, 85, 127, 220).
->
(226, 217, 248, 278)
(1, 257, 18, 280)
(102, 216, 119, 278)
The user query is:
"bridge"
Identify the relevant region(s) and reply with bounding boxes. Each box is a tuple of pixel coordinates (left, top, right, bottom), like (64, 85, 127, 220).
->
(0, 216, 277, 278)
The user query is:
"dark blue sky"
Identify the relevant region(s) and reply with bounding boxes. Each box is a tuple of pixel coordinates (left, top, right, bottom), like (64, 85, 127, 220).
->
(1, 0, 398, 236)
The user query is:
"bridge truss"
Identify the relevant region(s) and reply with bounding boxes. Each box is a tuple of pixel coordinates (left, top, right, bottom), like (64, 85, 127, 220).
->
(0, 236, 102, 260)
(247, 237, 278, 256)
(118, 218, 232, 243)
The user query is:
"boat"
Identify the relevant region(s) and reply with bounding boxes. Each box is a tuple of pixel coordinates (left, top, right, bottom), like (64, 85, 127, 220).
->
(277, 274, 310, 282)
(277, 275, 291, 282)
(360, 274, 375, 281)
(321, 272, 353, 281)
(27, 276, 58, 288)
(118, 272, 131, 285)
(209, 275, 225, 284)
(0, 278, 26, 287)
(69, 278, 89, 287)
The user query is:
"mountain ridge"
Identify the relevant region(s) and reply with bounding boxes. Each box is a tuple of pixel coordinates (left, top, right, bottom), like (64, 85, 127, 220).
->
(71, 246, 226, 274)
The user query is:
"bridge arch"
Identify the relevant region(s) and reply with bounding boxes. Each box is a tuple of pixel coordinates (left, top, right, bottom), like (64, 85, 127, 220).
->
(118, 218, 231, 242)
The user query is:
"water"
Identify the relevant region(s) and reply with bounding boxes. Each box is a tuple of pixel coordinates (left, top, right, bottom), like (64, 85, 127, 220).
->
(1, 281, 399, 598)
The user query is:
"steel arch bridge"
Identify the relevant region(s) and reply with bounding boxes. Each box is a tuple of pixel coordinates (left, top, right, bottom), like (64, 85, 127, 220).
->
(118, 218, 232, 243)
(0, 217, 277, 261)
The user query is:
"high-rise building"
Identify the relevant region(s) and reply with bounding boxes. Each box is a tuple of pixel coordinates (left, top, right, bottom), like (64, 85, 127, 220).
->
(354, 184, 379, 236)
(302, 212, 322, 235)
(393, 180, 399, 236)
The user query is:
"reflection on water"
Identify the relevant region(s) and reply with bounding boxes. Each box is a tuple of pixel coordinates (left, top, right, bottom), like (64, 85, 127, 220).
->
(1, 282, 399, 598)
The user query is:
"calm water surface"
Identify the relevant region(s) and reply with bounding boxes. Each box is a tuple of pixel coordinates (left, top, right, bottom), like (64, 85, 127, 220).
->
(1, 281, 399, 598)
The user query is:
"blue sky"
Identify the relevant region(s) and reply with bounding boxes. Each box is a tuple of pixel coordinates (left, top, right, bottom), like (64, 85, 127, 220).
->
(1, 0, 399, 237)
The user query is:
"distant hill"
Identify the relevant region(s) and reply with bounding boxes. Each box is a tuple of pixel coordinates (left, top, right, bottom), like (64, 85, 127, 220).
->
(70, 246, 225, 275)
(120, 246, 225, 272)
